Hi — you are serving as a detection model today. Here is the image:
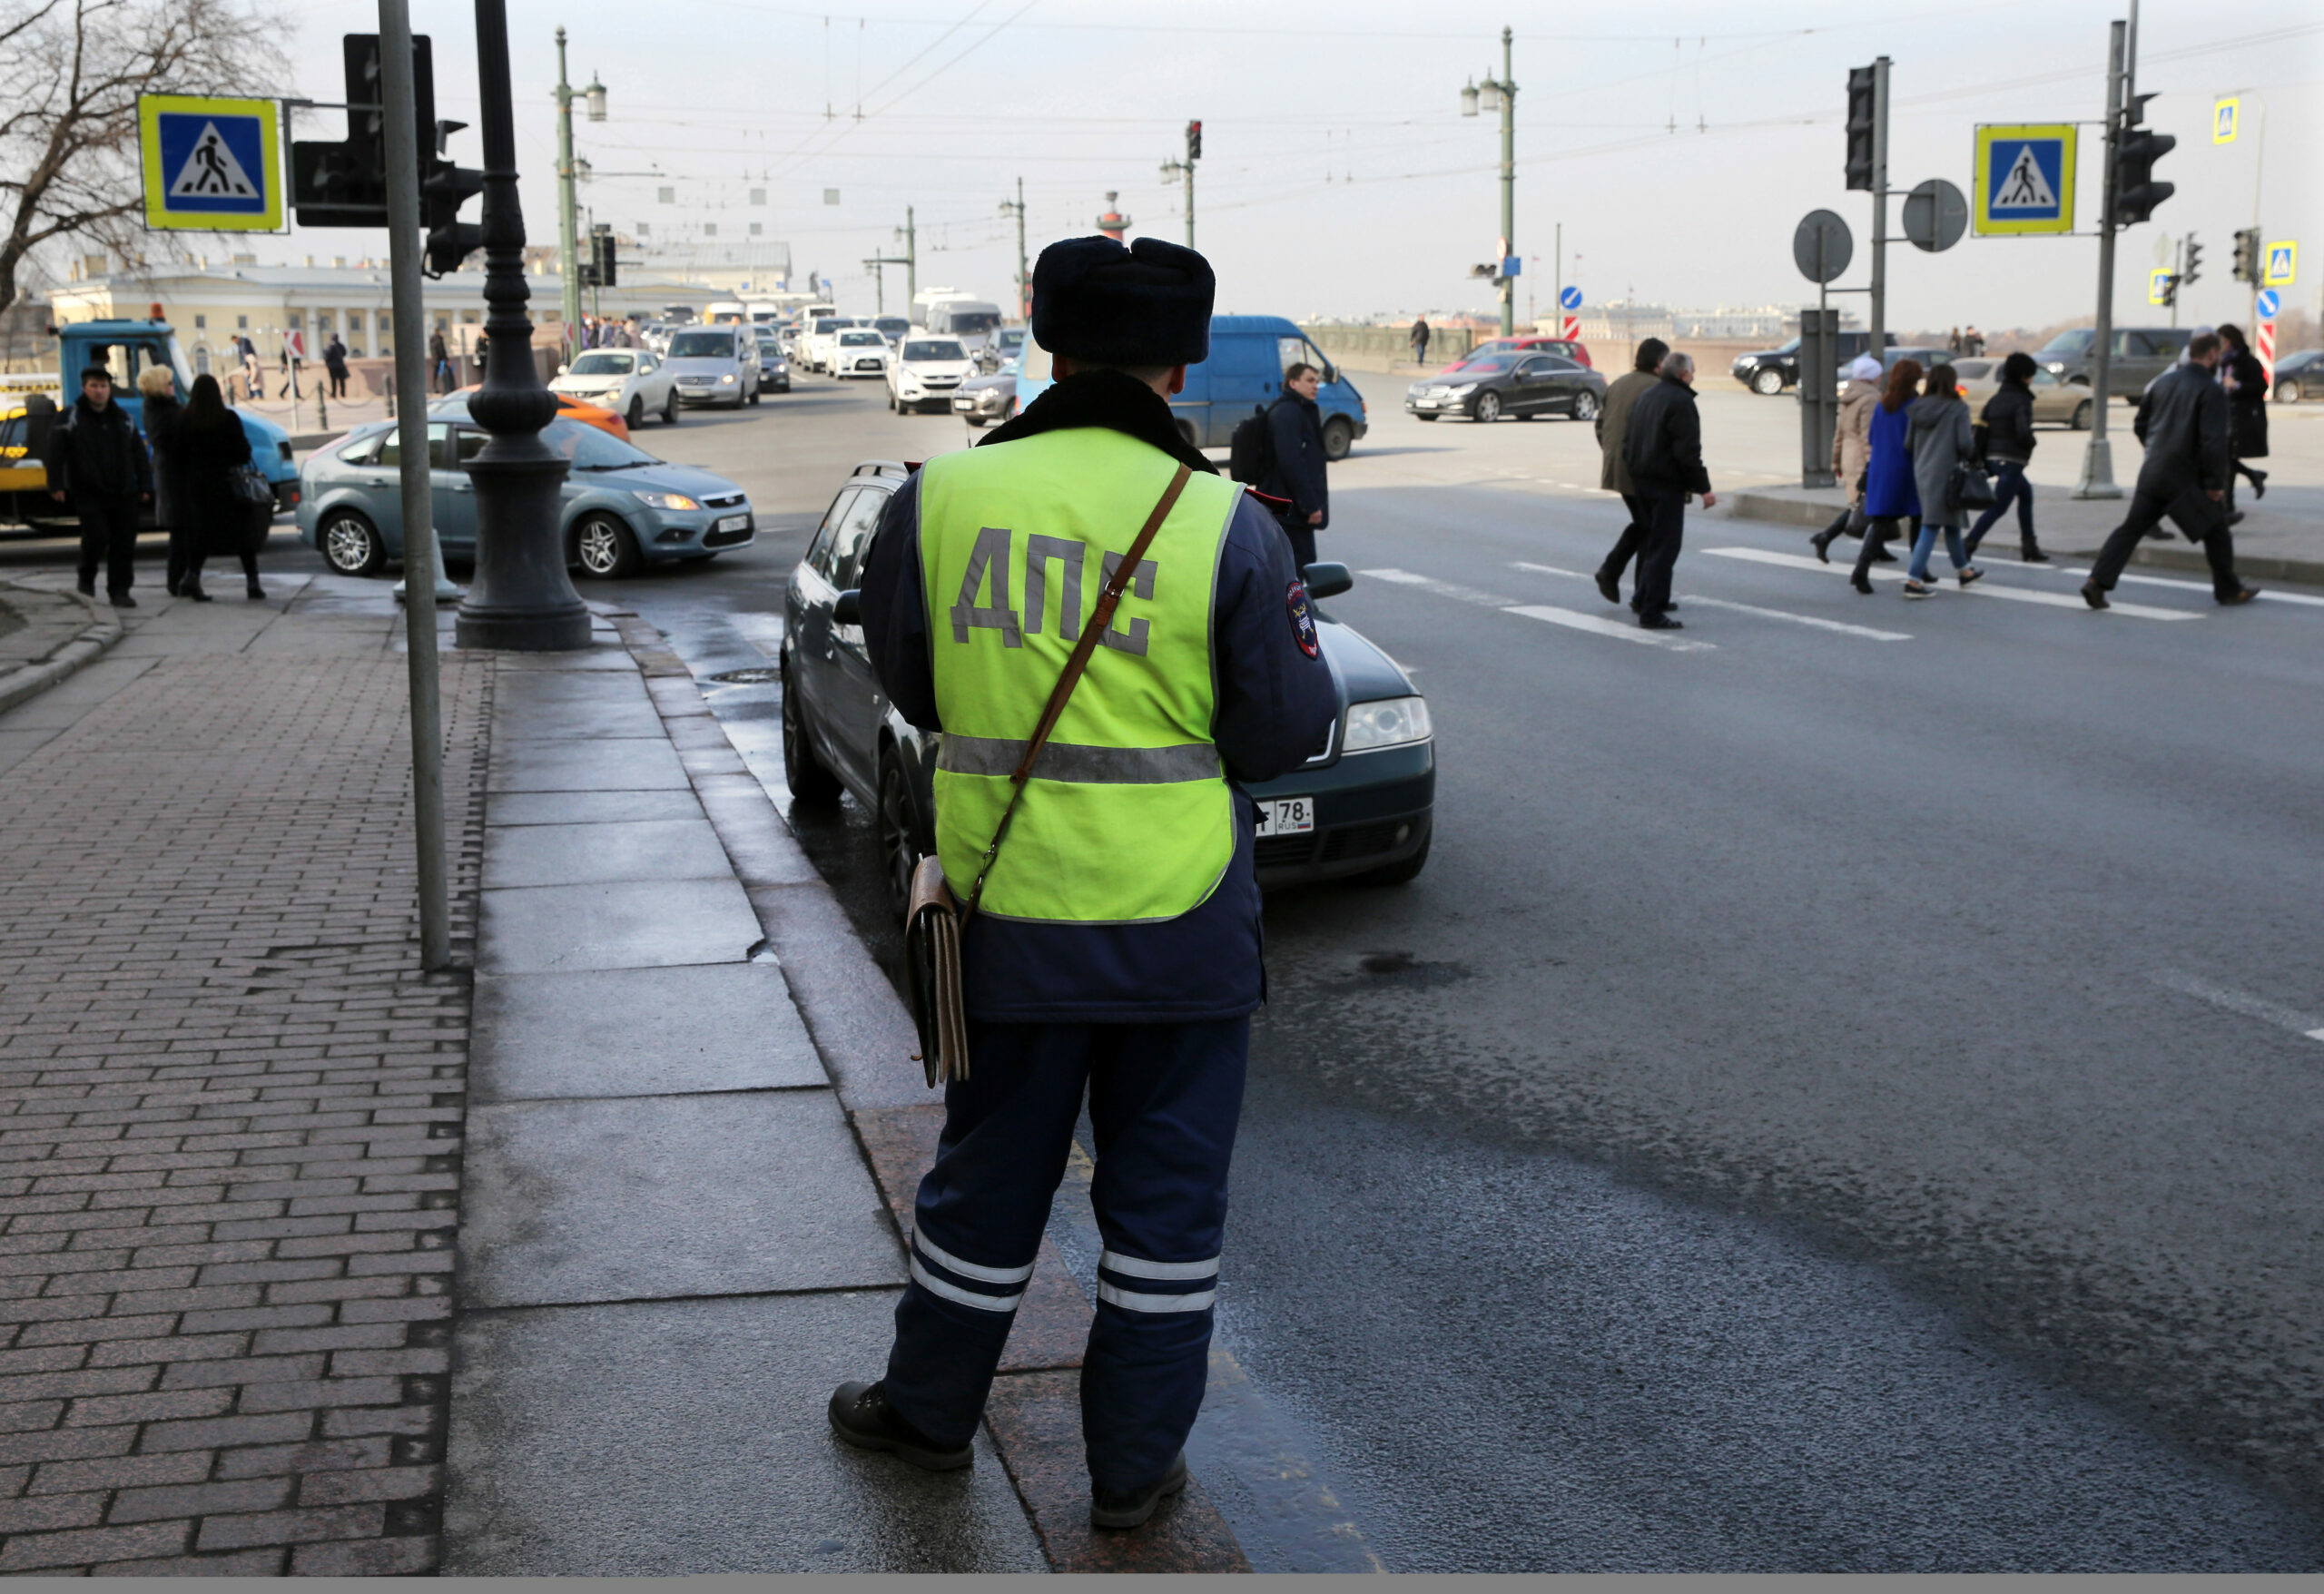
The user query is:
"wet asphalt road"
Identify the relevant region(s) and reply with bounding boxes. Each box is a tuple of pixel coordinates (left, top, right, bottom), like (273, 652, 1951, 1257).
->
(63, 376, 2316, 1568)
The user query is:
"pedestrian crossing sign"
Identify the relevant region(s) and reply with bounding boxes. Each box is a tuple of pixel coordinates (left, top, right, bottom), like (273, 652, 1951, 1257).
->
(2212, 97, 2240, 144)
(1973, 124, 2075, 236)
(138, 95, 281, 232)
(2148, 268, 2175, 306)
(2263, 241, 2296, 288)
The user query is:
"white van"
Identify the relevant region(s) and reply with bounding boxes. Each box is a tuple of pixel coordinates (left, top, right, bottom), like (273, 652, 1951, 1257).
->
(704, 300, 749, 326)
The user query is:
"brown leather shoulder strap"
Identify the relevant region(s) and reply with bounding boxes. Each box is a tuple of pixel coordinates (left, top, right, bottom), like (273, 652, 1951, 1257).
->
(962, 462, 1193, 920)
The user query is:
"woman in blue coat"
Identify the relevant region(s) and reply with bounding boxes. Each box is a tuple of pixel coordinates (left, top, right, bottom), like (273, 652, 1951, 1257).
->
(1850, 359, 1923, 595)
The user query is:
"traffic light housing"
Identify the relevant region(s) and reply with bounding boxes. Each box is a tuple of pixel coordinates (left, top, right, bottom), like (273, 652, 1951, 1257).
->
(291, 34, 434, 227)
(2158, 274, 2179, 309)
(2112, 97, 2174, 226)
(2181, 235, 2201, 287)
(2233, 227, 2261, 284)
(421, 120, 484, 278)
(1844, 65, 1876, 192)
(580, 226, 616, 289)
(1187, 120, 1202, 162)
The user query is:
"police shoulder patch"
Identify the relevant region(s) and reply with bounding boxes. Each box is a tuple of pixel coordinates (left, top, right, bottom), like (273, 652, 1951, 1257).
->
(1285, 580, 1320, 658)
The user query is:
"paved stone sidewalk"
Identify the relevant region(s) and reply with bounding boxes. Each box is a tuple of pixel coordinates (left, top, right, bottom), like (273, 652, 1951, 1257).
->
(0, 579, 487, 1572)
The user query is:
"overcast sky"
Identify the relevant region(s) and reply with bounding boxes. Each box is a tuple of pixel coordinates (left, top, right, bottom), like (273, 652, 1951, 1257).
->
(265, 0, 2323, 332)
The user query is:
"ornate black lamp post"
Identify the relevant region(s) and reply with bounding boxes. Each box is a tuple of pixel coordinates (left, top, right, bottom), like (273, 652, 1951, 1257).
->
(453, 0, 591, 652)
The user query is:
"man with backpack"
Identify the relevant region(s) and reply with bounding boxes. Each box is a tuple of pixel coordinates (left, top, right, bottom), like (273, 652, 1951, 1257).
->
(1247, 362, 1329, 569)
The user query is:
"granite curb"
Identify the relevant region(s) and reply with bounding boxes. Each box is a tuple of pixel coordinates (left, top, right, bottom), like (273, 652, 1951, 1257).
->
(0, 581, 123, 716)
(601, 606, 1252, 1574)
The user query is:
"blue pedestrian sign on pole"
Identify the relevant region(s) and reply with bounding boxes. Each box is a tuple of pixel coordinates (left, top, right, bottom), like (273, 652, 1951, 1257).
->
(2256, 289, 2280, 320)
(138, 95, 281, 231)
(1972, 124, 2076, 236)
(1558, 284, 1582, 311)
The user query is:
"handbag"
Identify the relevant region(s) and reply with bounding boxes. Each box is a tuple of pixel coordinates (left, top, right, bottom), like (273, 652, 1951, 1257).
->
(1947, 460, 1995, 514)
(227, 462, 273, 510)
(902, 463, 1195, 1087)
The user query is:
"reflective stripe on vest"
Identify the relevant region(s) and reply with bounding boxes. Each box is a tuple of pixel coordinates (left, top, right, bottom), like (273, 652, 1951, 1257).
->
(919, 428, 1240, 924)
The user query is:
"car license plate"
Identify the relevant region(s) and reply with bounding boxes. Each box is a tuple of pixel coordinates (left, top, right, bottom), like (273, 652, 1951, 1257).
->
(714, 514, 747, 533)
(1254, 797, 1314, 837)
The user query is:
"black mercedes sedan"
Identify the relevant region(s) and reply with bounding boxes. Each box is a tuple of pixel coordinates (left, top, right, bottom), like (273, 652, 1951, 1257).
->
(780, 459, 1435, 918)
(1405, 350, 1605, 424)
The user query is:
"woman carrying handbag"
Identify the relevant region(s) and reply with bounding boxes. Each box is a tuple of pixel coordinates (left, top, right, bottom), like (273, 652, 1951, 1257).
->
(1899, 363, 1982, 597)
(172, 375, 267, 601)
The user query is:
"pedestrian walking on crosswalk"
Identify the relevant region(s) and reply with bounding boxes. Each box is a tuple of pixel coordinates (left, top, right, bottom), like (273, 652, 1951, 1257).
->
(2083, 331, 2259, 609)
(1965, 351, 2049, 563)
(2216, 324, 2270, 523)
(1900, 364, 1982, 596)
(1619, 349, 1716, 630)
(1811, 354, 1888, 563)
(1850, 359, 1923, 595)
(1591, 337, 1669, 607)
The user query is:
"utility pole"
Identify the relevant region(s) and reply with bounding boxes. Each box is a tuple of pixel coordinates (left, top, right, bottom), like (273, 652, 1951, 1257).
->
(378, 0, 448, 971)
(1460, 29, 1518, 336)
(1868, 54, 1889, 361)
(1159, 119, 1200, 248)
(999, 178, 1028, 319)
(900, 207, 917, 303)
(862, 245, 910, 311)
(2075, 16, 2130, 499)
(554, 29, 579, 349)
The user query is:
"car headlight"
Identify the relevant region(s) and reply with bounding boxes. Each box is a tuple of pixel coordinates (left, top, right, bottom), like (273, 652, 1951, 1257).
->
(1342, 695, 1432, 752)
(719, 373, 735, 384)
(632, 490, 701, 511)
(1446, 383, 1476, 397)
(2045, 361, 2065, 373)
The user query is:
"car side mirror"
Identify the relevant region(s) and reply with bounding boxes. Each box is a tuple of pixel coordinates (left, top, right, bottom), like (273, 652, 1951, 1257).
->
(832, 588, 863, 625)
(1324, 364, 1339, 385)
(1302, 561, 1353, 600)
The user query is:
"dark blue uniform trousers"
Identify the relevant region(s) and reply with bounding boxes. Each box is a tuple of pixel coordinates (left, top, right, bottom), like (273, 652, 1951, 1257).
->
(882, 1016, 1248, 1492)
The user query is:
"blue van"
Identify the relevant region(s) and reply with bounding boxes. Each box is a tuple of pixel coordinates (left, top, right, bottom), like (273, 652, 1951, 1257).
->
(1015, 314, 1368, 460)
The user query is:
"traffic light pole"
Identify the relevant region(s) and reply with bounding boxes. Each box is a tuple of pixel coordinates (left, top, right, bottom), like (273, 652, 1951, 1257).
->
(554, 29, 581, 350)
(1868, 55, 1888, 360)
(1498, 26, 1515, 338)
(378, 0, 449, 972)
(1004, 177, 1028, 319)
(2074, 18, 2128, 500)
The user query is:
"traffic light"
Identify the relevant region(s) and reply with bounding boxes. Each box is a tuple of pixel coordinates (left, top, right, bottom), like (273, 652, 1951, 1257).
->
(291, 34, 435, 227)
(2233, 227, 2261, 284)
(2181, 234, 2201, 287)
(2159, 274, 2179, 309)
(421, 120, 484, 278)
(2112, 96, 2174, 226)
(586, 226, 616, 288)
(1844, 65, 1877, 192)
(1186, 120, 1202, 162)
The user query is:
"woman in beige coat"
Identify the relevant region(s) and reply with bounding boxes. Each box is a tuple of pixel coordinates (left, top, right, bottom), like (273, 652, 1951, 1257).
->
(1811, 354, 1891, 562)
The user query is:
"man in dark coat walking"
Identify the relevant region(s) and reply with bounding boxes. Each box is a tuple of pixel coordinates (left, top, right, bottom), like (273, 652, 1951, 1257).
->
(2217, 323, 2269, 522)
(323, 334, 350, 398)
(1592, 336, 1669, 608)
(1259, 362, 1329, 569)
(44, 367, 153, 606)
(1409, 317, 1430, 367)
(1620, 349, 1716, 629)
(2083, 331, 2257, 608)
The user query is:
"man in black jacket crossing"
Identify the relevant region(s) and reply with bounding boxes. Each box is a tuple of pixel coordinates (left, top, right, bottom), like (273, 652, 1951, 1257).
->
(2083, 331, 2257, 609)
(1620, 349, 1716, 630)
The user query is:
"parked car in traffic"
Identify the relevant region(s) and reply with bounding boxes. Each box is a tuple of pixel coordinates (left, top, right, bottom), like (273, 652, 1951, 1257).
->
(2033, 325, 2191, 401)
(1406, 350, 1606, 422)
(757, 337, 792, 394)
(952, 352, 1019, 427)
(1017, 315, 1368, 458)
(800, 315, 856, 373)
(551, 348, 680, 429)
(887, 336, 976, 413)
(1452, 334, 1593, 372)
(778, 460, 1433, 910)
(977, 325, 1028, 373)
(830, 327, 891, 379)
(1954, 358, 2093, 429)
(1731, 330, 1895, 394)
(662, 326, 762, 408)
(300, 403, 754, 580)
(2270, 349, 2320, 403)
(871, 315, 911, 346)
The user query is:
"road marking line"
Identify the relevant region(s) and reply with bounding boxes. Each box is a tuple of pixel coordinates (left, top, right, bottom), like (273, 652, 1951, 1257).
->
(1363, 567, 1714, 650)
(1704, 547, 2200, 621)
(1511, 561, 1911, 640)
(2151, 970, 2324, 1044)
(2057, 567, 2324, 607)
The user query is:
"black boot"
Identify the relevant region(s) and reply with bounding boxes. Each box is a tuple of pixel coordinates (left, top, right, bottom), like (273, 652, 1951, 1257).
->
(246, 577, 267, 600)
(2250, 468, 2267, 500)
(186, 581, 214, 603)
(2021, 545, 2051, 563)
(1092, 1451, 1188, 1530)
(826, 1382, 970, 1471)
(75, 572, 95, 597)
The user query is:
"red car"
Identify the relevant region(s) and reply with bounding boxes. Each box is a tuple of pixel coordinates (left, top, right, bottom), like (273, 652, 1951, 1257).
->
(1441, 335, 1593, 374)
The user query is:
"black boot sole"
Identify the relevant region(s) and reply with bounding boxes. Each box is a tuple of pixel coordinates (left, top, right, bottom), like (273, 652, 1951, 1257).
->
(1091, 1453, 1189, 1530)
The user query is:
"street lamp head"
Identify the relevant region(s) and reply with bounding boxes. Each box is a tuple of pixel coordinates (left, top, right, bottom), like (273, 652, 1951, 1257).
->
(573, 157, 592, 183)
(1478, 79, 1502, 113)
(585, 75, 607, 122)
(1461, 80, 1480, 117)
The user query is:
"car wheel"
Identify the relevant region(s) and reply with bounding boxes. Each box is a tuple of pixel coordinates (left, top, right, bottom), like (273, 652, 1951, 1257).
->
(571, 512, 642, 579)
(1472, 390, 1502, 423)
(2279, 379, 2303, 403)
(2071, 398, 2093, 431)
(781, 657, 842, 804)
(877, 750, 923, 920)
(1352, 829, 1431, 887)
(626, 395, 645, 431)
(319, 507, 386, 576)
(1571, 390, 1600, 422)
(1321, 415, 1354, 460)
(1751, 368, 1786, 396)
(663, 389, 678, 425)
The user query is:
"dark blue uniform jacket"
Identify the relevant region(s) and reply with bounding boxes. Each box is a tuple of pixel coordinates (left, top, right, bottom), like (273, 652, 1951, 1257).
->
(859, 369, 1340, 1024)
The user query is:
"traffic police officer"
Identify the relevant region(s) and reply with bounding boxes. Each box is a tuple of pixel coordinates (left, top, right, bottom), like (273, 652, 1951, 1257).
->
(830, 234, 1339, 1529)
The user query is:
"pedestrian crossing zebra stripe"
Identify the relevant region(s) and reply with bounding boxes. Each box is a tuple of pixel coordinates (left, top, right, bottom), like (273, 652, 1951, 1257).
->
(1703, 547, 2201, 621)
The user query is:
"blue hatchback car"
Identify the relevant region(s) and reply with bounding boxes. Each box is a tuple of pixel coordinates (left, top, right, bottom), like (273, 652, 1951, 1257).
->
(297, 400, 755, 579)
